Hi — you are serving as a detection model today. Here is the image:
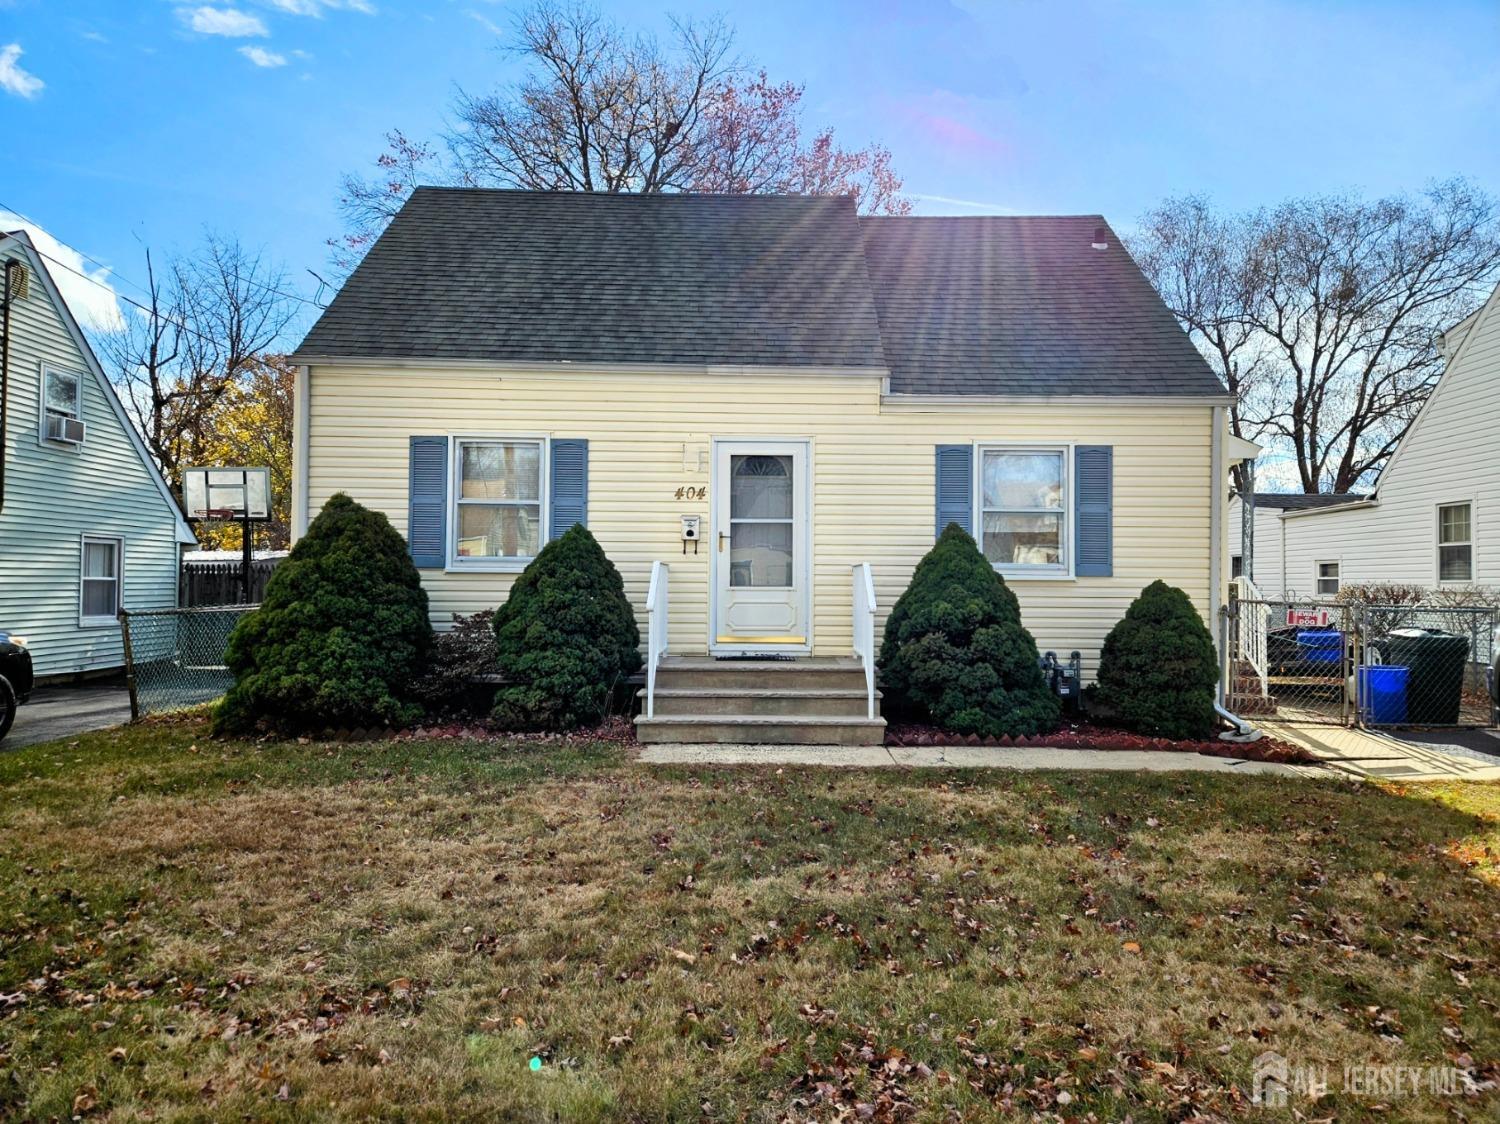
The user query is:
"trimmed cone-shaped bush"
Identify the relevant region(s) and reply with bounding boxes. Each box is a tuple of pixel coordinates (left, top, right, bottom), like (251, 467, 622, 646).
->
(879, 523, 1059, 737)
(491, 524, 641, 730)
(1095, 580, 1219, 740)
(214, 493, 432, 735)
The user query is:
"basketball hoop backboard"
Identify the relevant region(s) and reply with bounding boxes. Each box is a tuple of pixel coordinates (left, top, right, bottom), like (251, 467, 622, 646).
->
(183, 467, 271, 522)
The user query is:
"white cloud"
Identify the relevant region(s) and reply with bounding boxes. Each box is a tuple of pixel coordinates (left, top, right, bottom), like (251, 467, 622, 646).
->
(238, 45, 288, 67)
(259, 0, 375, 15)
(0, 214, 127, 334)
(0, 43, 44, 100)
(177, 7, 269, 37)
(466, 9, 503, 35)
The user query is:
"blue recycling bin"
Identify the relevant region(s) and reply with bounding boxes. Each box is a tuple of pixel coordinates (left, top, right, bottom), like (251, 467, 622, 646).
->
(1298, 629, 1344, 665)
(1358, 664, 1409, 725)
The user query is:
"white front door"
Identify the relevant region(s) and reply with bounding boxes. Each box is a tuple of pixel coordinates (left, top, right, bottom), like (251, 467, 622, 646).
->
(712, 440, 811, 653)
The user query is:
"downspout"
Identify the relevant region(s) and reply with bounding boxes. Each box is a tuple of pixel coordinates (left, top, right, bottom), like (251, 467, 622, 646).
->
(1211, 405, 1263, 743)
(0, 257, 20, 515)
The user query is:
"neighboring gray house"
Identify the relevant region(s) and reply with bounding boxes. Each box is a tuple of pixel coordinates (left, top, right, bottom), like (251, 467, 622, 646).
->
(0, 230, 195, 679)
(1228, 278, 1500, 600)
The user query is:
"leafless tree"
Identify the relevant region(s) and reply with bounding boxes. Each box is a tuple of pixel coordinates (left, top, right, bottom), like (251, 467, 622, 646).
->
(1134, 180, 1500, 493)
(1129, 198, 1271, 493)
(103, 234, 298, 494)
(334, 0, 909, 267)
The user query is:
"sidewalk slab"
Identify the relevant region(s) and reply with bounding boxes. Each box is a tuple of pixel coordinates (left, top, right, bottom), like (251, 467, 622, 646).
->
(1259, 722, 1500, 782)
(638, 743, 1306, 774)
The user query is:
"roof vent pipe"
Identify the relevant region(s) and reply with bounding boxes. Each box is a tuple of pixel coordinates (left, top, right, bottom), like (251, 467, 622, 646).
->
(1091, 226, 1108, 251)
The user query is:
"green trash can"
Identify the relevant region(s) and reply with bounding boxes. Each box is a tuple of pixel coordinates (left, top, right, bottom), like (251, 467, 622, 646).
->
(1377, 628, 1470, 724)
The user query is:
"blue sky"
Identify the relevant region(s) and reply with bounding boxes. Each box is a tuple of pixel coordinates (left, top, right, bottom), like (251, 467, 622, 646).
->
(3, 0, 1499, 339)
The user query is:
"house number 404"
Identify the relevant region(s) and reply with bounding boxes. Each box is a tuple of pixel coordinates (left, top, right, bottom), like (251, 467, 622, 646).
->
(674, 486, 707, 500)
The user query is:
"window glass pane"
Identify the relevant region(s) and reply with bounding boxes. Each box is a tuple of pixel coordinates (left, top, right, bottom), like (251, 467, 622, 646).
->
(46, 370, 80, 417)
(730, 522, 793, 587)
(983, 512, 1063, 566)
(82, 579, 116, 618)
(460, 442, 540, 501)
(730, 455, 793, 520)
(983, 452, 1063, 511)
(457, 504, 540, 558)
(1439, 544, 1472, 582)
(1439, 504, 1470, 544)
(83, 540, 116, 578)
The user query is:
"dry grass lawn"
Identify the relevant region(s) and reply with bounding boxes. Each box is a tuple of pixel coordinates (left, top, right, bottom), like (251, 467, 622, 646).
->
(1, 717, 1497, 1121)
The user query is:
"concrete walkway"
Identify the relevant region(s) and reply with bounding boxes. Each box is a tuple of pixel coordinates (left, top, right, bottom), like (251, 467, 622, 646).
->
(639, 743, 1305, 774)
(1259, 721, 1500, 782)
(4, 683, 131, 750)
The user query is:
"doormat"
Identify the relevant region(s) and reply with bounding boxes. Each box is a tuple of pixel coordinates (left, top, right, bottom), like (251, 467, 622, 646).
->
(715, 654, 796, 662)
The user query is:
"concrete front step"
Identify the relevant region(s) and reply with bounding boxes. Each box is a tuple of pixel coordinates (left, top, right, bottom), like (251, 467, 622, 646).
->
(654, 656, 867, 692)
(641, 687, 880, 718)
(634, 714, 888, 746)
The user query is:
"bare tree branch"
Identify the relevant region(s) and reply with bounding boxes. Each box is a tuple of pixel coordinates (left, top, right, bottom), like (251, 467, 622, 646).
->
(1132, 180, 1500, 493)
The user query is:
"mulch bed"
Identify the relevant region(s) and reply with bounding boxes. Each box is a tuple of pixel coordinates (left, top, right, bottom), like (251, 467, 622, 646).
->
(884, 722, 1322, 765)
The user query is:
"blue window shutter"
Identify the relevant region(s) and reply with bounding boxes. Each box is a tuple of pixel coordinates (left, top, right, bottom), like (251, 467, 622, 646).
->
(407, 436, 448, 568)
(550, 439, 588, 539)
(1075, 445, 1113, 577)
(935, 445, 973, 537)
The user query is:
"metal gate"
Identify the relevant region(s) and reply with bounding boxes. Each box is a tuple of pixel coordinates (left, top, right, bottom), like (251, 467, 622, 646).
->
(1227, 598, 1356, 725)
(1225, 593, 1497, 729)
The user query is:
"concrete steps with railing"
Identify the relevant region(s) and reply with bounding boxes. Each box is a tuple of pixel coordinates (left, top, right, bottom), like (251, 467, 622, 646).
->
(634, 656, 885, 745)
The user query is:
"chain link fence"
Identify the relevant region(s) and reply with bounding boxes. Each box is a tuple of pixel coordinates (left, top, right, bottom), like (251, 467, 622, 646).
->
(119, 606, 256, 719)
(1226, 594, 1497, 730)
(1357, 605, 1495, 729)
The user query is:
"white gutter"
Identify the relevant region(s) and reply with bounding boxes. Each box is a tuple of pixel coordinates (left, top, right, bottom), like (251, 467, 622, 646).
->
(1278, 498, 1377, 519)
(286, 355, 891, 380)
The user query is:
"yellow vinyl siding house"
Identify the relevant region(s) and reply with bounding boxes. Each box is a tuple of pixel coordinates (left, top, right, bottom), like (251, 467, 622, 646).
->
(291, 190, 1236, 742)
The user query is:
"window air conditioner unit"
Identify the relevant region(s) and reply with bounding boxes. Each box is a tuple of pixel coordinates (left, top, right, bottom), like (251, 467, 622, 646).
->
(45, 413, 86, 445)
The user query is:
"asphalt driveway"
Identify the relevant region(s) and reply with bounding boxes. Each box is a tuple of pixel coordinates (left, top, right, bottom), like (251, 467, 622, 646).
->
(4, 682, 132, 750)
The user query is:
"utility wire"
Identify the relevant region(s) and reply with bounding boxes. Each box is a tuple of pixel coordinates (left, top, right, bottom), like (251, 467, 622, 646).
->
(0, 198, 324, 311)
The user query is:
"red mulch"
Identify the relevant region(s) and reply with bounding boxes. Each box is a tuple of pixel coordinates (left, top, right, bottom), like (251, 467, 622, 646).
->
(884, 722, 1321, 765)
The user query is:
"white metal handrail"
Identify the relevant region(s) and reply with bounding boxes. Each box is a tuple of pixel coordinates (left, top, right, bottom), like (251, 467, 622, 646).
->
(852, 563, 877, 720)
(645, 560, 669, 718)
(1231, 575, 1270, 697)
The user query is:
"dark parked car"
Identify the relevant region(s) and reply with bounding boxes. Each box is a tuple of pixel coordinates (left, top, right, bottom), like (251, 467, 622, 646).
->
(0, 630, 34, 743)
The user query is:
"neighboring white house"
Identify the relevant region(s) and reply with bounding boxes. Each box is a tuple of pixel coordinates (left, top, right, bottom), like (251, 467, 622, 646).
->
(1228, 279, 1500, 600)
(0, 230, 196, 679)
(1228, 492, 1368, 598)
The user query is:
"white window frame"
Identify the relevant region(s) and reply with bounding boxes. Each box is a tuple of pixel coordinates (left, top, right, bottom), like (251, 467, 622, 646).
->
(39, 363, 84, 449)
(1314, 560, 1340, 597)
(1436, 501, 1474, 585)
(79, 533, 124, 628)
(974, 443, 1074, 580)
(446, 435, 549, 572)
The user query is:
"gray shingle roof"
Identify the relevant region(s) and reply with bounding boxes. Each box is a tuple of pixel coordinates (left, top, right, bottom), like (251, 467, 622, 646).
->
(1240, 492, 1369, 511)
(296, 189, 1228, 398)
(860, 215, 1226, 396)
(298, 188, 886, 369)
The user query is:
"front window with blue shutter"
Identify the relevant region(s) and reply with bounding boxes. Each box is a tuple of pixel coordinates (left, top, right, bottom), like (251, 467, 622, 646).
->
(422, 436, 589, 570)
(940, 443, 1113, 578)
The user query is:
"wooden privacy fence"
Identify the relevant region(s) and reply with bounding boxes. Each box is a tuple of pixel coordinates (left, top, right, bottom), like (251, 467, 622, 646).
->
(180, 558, 282, 607)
